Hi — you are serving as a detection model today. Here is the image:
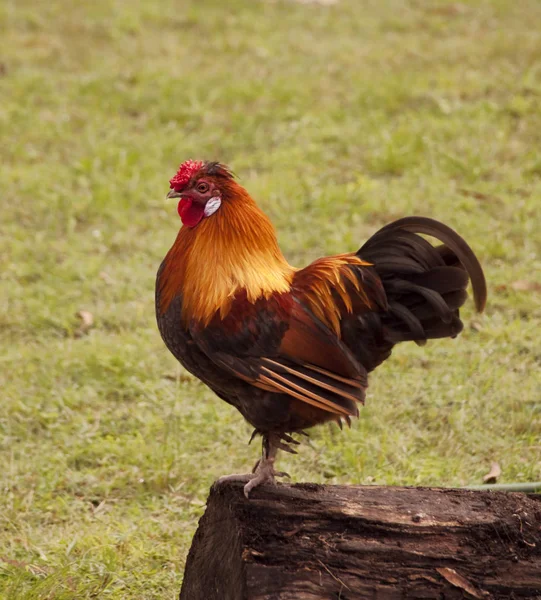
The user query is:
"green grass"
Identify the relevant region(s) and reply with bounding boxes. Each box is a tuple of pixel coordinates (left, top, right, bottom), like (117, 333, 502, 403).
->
(1, 0, 541, 597)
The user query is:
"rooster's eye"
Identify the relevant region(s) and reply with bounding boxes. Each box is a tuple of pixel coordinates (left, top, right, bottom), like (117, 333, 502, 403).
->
(196, 182, 209, 193)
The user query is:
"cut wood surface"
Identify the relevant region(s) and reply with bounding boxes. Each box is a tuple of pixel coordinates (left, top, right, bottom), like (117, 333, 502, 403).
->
(180, 483, 541, 600)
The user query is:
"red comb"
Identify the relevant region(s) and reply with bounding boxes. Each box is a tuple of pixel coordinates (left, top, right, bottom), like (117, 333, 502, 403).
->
(169, 160, 204, 190)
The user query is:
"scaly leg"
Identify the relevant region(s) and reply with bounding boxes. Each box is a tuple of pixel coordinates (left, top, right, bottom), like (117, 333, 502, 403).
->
(216, 433, 294, 498)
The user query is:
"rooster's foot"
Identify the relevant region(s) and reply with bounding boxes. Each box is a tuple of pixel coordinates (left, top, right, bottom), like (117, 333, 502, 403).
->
(216, 457, 289, 499)
(217, 432, 294, 498)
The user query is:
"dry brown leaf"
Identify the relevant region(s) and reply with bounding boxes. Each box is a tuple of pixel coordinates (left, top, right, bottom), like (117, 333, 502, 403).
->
(163, 373, 194, 383)
(75, 310, 94, 337)
(436, 567, 487, 599)
(470, 319, 483, 332)
(483, 462, 502, 484)
(292, 0, 339, 4)
(510, 280, 541, 292)
(457, 188, 501, 203)
(99, 271, 114, 285)
(0, 555, 30, 569)
(427, 3, 467, 17)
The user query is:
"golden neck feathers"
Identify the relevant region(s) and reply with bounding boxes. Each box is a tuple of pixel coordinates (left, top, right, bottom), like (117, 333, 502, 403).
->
(158, 184, 294, 326)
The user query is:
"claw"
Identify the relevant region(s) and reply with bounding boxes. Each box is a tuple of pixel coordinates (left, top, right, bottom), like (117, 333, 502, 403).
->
(244, 476, 266, 498)
(274, 471, 290, 479)
(216, 473, 253, 484)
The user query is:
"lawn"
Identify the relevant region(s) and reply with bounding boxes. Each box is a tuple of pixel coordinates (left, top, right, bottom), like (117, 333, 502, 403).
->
(1, 0, 540, 597)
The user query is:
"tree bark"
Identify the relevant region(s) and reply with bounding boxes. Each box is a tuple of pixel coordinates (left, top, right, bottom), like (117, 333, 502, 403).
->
(180, 483, 541, 600)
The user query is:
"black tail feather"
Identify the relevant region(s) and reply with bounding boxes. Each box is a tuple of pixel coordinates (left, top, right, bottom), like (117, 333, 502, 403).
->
(385, 279, 454, 323)
(365, 216, 487, 312)
(358, 216, 486, 348)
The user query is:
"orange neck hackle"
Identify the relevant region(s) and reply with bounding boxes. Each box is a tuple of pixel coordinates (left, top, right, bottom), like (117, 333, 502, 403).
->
(158, 180, 294, 326)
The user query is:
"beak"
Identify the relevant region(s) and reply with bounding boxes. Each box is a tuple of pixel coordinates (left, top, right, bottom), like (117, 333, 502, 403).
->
(166, 189, 182, 199)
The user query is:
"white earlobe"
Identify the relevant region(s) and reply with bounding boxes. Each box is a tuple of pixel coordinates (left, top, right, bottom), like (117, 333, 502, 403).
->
(204, 197, 222, 217)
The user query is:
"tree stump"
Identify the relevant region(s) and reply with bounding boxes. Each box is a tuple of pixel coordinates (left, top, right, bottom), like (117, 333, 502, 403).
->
(180, 483, 541, 599)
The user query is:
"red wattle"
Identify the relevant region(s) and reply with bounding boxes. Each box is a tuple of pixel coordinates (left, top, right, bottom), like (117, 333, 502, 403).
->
(177, 198, 205, 228)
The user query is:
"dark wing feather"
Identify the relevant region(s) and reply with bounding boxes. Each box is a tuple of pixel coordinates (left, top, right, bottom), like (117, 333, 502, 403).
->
(189, 293, 366, 419)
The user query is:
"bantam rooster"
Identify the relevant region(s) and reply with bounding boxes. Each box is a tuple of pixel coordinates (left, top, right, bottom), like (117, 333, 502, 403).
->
(156, 160, 487, 497)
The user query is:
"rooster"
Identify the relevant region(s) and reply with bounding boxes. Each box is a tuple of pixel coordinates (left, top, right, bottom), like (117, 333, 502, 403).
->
(156, 160, 487, 497)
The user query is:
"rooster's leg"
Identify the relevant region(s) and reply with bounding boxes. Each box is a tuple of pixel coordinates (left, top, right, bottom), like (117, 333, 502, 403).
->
(216, 433, 291, 498)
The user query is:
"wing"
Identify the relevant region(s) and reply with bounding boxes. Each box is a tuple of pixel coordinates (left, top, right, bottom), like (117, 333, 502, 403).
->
(189, 290, 368, 419)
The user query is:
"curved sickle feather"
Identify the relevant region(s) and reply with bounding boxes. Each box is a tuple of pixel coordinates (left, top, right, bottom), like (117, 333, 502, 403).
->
(372, 216, 487, 312)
